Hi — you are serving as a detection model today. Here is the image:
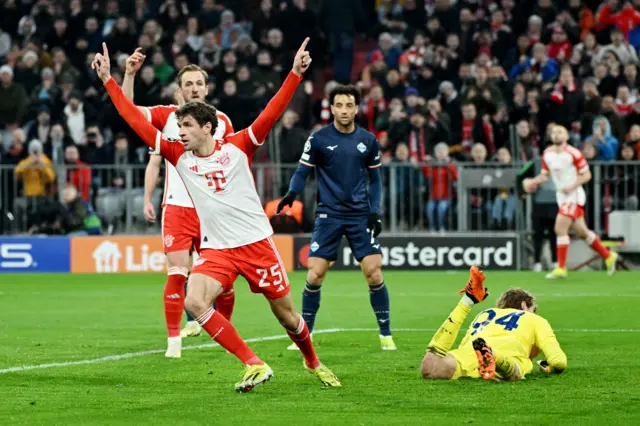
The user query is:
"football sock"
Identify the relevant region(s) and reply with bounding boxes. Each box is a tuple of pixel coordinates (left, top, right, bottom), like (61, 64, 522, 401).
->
(184, 282, 195, 322)
(301, 281, 322, 333)
(196, 308, 262, 365)
(165, 267, 188, 338)
(586, 231, 610, 259)
(286, 315, 320, 369)
(215, 290, 235, 321)
(369, 282, 391, 336)
(494, 352, 517, 379)
(556, 235, 570, 269)
(427, 299, 472, 357)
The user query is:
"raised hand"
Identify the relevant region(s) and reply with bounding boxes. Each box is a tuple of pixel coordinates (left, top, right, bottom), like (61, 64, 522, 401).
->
(91, 42, 112, 83)
(292, 37, 312, 76)
(125, 47, 146, 76)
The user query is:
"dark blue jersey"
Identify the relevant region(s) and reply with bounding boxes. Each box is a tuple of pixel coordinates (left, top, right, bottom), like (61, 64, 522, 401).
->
(298, 124, 381, 218)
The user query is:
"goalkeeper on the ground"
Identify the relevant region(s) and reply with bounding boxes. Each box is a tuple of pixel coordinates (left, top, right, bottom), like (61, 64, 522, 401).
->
(421, 266, 567, 381)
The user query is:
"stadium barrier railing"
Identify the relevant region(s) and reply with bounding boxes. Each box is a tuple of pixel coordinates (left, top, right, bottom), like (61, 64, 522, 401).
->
(1, 161, 639, 273)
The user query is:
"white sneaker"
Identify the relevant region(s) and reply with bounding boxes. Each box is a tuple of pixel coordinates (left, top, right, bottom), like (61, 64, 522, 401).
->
(286, 334, 312, 351)
(180, 321, 202, 338)
(165, 336, 182, 358)
(532, 262, 543, 272)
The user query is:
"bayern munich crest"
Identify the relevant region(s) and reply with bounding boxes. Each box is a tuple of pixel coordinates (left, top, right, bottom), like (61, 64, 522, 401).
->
(164, 235, 175, 248)
(215, 152, 231, 166)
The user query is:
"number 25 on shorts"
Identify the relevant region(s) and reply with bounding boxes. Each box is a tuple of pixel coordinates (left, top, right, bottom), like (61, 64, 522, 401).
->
(256, 264, 284, 288)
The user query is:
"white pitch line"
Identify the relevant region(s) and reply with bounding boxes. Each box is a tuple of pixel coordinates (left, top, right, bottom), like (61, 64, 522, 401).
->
(1, 327, 639, 374)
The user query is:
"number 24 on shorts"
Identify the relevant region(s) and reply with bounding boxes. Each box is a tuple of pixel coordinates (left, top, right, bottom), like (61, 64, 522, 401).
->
(471, 309, 524, 336)
(256, 264, 284, 288)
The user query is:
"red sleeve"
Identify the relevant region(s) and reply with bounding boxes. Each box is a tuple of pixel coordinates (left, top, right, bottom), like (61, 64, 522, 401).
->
(104, 78, 185, 166)
(450, 164, 458, 181)
(81, 167, 91, 200)
(483, 123, 495, 154)
(216, 111, 234, 138)
(541, 153, 549, 173)
(596, 5, 613, 29)
(230, 71, 302, 157)
(572, 150, 589, 174)
(142, 105, 176, 129)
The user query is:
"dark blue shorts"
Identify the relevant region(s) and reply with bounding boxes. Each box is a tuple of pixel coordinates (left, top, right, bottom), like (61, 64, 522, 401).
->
(308, 215, 382, 262)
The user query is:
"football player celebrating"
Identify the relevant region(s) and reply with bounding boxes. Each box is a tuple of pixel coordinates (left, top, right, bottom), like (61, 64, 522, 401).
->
(93, 39, 341, 392)
(122, 49, 235, 357)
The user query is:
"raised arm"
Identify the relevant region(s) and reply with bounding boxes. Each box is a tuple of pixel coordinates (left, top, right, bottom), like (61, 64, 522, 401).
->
(121, 48, 148, 116)
(92, 43, 184, 165)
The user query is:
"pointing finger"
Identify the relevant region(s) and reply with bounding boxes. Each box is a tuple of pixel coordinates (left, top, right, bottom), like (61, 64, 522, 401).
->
(297, 37, 310, 54)
(102, 42, 109, 58)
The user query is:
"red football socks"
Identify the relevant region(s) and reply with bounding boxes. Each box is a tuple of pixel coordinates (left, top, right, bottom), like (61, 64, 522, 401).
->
(586, 231, 610, 259)
(196, 308, 262, 365)
(556, 235, 570, 269)
(287, 316, 320, 369)
(164, 268, 187, 338)
(215, 290, 235, 321)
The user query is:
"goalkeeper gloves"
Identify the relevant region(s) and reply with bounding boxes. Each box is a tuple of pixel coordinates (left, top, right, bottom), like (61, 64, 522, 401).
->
(537, 360, 551, 374)
(367, 213, 382, 237)
(276, 191, 298, 214)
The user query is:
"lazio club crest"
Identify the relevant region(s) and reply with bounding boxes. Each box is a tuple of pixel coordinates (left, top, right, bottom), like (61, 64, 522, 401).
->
(357, 142, 367, 153)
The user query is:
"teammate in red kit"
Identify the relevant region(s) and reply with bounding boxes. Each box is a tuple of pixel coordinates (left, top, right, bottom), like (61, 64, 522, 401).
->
(121, 50, 235, 357)
(93, 39, 341, 392)
(524, 124, 618, 279)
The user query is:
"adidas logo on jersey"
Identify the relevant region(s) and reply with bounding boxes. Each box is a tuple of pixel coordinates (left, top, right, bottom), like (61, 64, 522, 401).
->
(277, 284, 285, 292)
(166, 293, 181, 299)
(189, 165, 199, 172)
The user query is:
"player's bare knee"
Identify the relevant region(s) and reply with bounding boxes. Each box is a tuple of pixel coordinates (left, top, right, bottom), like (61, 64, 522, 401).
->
(364, 266, 383, 286)
(184, 294, 207, 318)
(307, 259, 329, 285)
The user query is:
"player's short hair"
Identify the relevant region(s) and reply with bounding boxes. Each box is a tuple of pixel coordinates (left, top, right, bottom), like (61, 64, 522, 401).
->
(175, 102, 218, 135)
(497, 288, 536, 311)
(329, 84, 361, 105)
(177, 64, 208, 87)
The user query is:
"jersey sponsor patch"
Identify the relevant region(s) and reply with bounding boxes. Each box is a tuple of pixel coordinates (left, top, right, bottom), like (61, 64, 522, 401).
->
(357, 142, 367, 153)
(301, 153, 310, 161)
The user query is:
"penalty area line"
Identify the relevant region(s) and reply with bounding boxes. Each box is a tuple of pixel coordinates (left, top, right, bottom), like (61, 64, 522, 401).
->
(0, 327, 638, 374)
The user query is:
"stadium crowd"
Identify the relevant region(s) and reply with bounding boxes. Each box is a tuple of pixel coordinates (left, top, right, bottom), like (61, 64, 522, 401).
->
(0, 0, 639, 235)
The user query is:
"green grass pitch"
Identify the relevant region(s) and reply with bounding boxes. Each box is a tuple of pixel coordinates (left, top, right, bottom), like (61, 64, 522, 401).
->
(1, 271, 639, 425)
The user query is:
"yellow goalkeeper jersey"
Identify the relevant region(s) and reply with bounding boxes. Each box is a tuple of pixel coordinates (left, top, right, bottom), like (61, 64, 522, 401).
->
(459, 308, 567, 371)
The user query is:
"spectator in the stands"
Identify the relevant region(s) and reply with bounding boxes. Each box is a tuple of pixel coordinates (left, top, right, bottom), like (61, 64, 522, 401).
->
(0, 65, 28, 146)
(584, 116, 619, 160)
(64, 144, 91, 201)
(63, 91, 88, 145)
(492, 147, 517, 229)
(597, 27, 639, 65)
(424, 142, 457, 232)
(509, 42, 559, 82)
(452, 102, 495, 160)
(15, 139, 55, 198)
